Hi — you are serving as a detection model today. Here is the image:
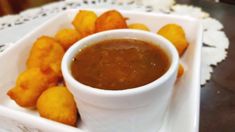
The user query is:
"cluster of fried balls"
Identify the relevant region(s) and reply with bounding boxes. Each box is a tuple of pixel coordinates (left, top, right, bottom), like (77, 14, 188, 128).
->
(7, 10, 188, 126)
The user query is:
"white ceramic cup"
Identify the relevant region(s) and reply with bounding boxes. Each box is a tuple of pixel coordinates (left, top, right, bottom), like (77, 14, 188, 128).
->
(62, 29, 179, 132)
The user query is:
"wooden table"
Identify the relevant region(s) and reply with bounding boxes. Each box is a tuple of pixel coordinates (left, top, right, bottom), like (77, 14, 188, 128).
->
(177, 0, 235, 132)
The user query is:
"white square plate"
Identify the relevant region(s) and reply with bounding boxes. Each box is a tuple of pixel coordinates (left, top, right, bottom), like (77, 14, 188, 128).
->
(0, 9, 202, 132)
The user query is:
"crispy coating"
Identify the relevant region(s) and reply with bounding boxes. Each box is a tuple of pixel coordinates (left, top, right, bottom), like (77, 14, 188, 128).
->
(128, 23, 150, 31)
(55, 28, 81, 50)
(37, 86, 77, 126)
(7, 68, 58, 107)
(95, 10, 127, 32)
(72, 10, 97, 37)
(26, 36, 65, 77)
(177, 63, 184, 78)
(157, 24, 189, 56)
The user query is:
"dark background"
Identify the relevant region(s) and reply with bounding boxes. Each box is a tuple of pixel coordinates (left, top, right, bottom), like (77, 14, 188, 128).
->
(0, 0, 235, 132)
(176, 0, 235, 132)
(0, 0, 58, 16)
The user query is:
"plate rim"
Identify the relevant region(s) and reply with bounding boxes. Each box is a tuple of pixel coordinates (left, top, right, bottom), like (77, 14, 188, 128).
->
(0, 8, 203, 132)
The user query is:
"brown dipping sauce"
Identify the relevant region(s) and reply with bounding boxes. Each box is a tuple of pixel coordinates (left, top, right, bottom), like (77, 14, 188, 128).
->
(71, 39, 169, 90)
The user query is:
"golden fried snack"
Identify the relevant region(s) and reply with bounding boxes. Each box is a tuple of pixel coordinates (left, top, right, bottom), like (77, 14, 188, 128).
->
(55, 28, 81, 50)
(27, 36, 65, 77)
(157, 24, 188, 56)
(128, 23, 150, 31)
(177, 63, 184, 78)
(7, 68, 58, 107)
(95, 10, 128, 32)
(72, 10, 97, 37)
(37, 86, 77, 126)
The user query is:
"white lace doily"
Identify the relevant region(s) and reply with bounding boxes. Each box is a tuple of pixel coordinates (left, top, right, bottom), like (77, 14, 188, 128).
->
(0, 0, 229, 85)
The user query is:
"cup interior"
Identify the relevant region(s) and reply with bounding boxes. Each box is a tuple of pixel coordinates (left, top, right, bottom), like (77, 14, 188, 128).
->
(62, 29, 179, 96)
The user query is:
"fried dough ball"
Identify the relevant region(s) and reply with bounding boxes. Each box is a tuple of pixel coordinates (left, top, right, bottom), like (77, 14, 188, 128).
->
(157, 24, 189, 56)
(128, 23, 150, 31)
(55, 28, 81, 50)
(72, 10, 97, 37)
(7, 68, 58, 107)
(37, 86, 77, 126)
(95, 10, 127, 32)
(27, 36, 65, 77)
(177, 63, 184, 78)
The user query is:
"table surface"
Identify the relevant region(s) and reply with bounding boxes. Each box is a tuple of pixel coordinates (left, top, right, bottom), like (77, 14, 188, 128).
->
(0, 0, 234, 132)
(177, 0, 235, 132)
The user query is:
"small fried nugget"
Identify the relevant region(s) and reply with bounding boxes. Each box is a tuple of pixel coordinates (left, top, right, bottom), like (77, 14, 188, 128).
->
(55, 28, 81, 50)
(177, 63, 184, 78)
(95, 10, 128, 32)
(157, 24, 189, 56)
(128, 23, 150, 31)
(72, 10, 97, 37)
(27, 36, 65, 77)
(7, 68, 58, 107)
(37, 86, 77, 126)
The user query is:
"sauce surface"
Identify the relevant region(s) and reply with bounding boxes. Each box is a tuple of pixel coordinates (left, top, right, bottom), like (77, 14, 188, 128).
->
(71, 39, 169, 90)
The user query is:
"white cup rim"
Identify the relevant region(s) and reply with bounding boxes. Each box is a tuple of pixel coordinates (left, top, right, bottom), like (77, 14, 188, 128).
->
(62, 29, 179, 97)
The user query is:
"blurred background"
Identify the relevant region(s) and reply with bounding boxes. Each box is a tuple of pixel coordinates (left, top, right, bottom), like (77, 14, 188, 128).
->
(0, 0, 59, 16)
(0, 0, 234, 16)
